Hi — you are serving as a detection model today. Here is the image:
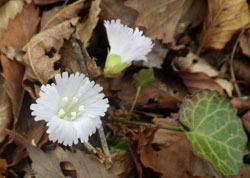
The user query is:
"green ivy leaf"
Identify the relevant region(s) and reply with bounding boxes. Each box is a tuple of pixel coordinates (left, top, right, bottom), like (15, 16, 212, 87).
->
(133, 69, 155, 88)
(179, 90, 247, 176)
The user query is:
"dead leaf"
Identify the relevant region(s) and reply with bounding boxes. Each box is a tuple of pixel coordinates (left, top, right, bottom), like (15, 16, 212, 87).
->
(232, 59, 250, 85)
(115, 78, 187, 110)
(0, 0, 24, 33)
(0, 77, 12, 144)
(0, 0, 7, 7)
(172, 52, 233, 96)
(241, 110, 250, 134)
(0, 55, 24, 124)
(139, 118, 221, 178)
(231, 97, 250, 111)
(240, 30, 250, 57)
(109, 150, 134, 178)
(74, 0, 101, 47)
(28, 146, 118, 178)
(172, 52, 219, 77)
(143, 40, 168, 69)
(100, 0, 137, 26)
(0, 3, 39, 49)
(34, 0, 64, 5)
(202, 0, 250, 49)
(125, 0, 205, 43)
(21, 18, 78, 86)
(41, 0, 85, 30)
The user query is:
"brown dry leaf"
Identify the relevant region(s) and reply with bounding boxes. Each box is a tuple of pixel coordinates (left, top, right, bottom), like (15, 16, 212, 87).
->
(74, 0, 101, 47)
(241, 110, 250, 134)
(240, 30, 250, 57)
(0, 3, 39, 49)
(139, 118, 221, 178)
(172, 52, 233, 96)
(0, 0, 7, 6)
(0, 77, 12, 144)
(109, 150, 134, 178)
(202, 0, 250, 49)
(232, 59, 250, 85)
(28, 146, 118, 178)
(0, 0, 23, 33)
(115, 79, 187, 110)
(125, 0, 204, 43)
(0, 55, 24, 124)
(143, 40, 168, 69)
(21, 18, 78, 86)
(34, 0, 64, 5)
(100, 0, 137, 26)
(41, 0, 85, 30)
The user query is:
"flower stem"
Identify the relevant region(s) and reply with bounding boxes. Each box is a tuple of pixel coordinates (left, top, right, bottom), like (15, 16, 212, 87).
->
(129, 86, 141, 115)
(98, 126, 111, 161)
(104, 119, 183, 132)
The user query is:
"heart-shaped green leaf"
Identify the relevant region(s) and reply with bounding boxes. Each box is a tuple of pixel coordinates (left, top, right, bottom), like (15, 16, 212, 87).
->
(133, 69, 155, 88)
(179, 90, 247, 176)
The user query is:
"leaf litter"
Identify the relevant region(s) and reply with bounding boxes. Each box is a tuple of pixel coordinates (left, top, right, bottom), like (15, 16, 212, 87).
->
(0, 0, 250, 177)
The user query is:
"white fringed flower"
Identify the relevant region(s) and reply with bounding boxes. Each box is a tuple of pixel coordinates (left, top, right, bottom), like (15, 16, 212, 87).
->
(104, 19, 154, 76)
(30, 72, 109, 146)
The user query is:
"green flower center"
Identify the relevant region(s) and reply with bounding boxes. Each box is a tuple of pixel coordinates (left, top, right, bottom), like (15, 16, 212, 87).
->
(57, 96, 85, 121)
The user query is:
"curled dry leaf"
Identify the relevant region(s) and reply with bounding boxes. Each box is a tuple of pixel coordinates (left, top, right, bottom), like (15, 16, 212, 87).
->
(202, 0, 250, 49)
(0, 2, 39, 49)
(21, 18, 78, 85)
(0, 77, 12, 144)
(115, 78, 187, 110)
(139, 118, 221, 178)
(74, 0, 101, 47)
(172, 52, 233, 96)
(0, 0, 23, 33)
(125, 0, 205, 43)
(27, 146, 118, 178)
(41, 0, 85, 30)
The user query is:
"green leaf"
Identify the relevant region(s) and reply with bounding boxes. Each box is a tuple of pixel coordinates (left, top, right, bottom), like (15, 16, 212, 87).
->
(133, 69, 155, 88)
(179, 90, 247, 176)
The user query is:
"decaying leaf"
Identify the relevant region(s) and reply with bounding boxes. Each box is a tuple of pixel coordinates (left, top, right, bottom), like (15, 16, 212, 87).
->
(0, 0, 23, 33)
(34, 0, 64, 5)
(202, 0, 250, 49)
(74, 0, 101, 47)
(100, 0, 137, 26)
(138, 118, 221, 178)
(28, 146, 118, 178)
(41, 0, 85, 30)
(125, 0, 205, 43)
(143, 40, 168, 69)
(108, 150, 134, 178)
(232, 58, 250, 85)
(21, 18, 78, 85)
(240, 30, 250, 57)
(0, 77, 12, 144)
(115, 78, 187, 110)
(172, 52, 233, 96)
(0, 55, 24, 124)
(0, 2, 39, 49)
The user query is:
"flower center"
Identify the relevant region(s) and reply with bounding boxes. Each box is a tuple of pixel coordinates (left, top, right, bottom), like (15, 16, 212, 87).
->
(57, 95, 85, 121)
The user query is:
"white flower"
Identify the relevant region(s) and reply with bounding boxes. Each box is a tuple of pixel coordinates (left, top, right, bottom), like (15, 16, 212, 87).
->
(30, 72, 109, 146)
(104, 19, 154, 76)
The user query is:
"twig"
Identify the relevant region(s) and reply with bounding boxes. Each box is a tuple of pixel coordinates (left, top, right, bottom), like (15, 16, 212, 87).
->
(229, 26, 249, 97)
(104, 119, 183, 132)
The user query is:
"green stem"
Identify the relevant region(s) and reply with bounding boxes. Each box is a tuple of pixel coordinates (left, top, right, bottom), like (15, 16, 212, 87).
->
(129, 86, 141, 114)
(104, 119, 183, 132)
